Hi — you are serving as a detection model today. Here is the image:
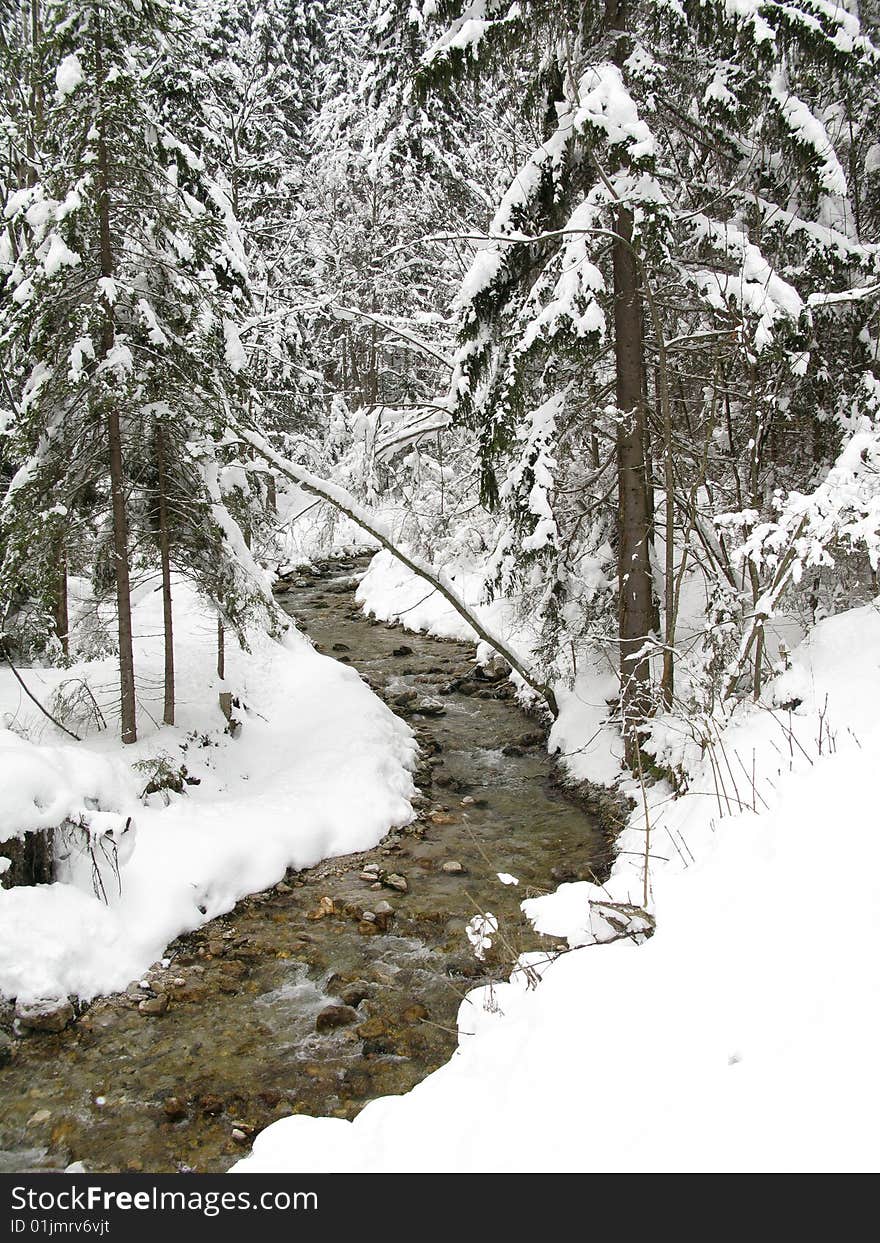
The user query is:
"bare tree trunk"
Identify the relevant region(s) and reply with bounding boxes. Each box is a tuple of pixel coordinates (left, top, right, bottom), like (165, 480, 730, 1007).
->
(53, 537, 68, 657)
(613, 205, 655, 764)
(95, 14, 136, 744)
(603, 0, 656, 761)
(156, 422, 175, 726)
(217, 616, 225, 681)
(25, 0, 42, 187)
(748, 365, 764, 699)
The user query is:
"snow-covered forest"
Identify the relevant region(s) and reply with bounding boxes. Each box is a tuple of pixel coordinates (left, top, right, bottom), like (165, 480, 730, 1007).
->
(0, 0, 878, 1176)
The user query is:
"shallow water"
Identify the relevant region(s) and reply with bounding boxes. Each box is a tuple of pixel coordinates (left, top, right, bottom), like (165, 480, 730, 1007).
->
(0, 554, 604, 1172)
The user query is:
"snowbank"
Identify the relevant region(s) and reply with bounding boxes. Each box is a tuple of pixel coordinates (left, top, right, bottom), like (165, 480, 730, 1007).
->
(0, 576, 416, 1003)
(234, 601, 880, 1172)
(0, 729, 133, 843)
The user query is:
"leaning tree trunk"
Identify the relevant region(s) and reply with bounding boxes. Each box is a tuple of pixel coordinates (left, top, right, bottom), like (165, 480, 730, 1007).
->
(95, 15, 136, 744)
(156, 422, 175, 726)
(613, 205, 655, 765)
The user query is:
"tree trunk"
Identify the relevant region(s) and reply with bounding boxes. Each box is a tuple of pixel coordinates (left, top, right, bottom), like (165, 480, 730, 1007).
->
(217, 615, 225, 681)
(95, 15, 136, 744)
(613, 205, 655, 764)
(156, 422, 175, 726)
(0, 829, 54, 888)
(53, 537, 69, 657)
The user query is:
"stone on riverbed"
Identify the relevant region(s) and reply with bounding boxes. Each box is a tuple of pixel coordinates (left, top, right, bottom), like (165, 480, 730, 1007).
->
(315, 1005, 359, 1033)
(413, 699, 446, 717)
(15, 997, 75, 1034)
(441, 861, 465, 875)
(163, 1097, 187, 1121)
(339, 981, 373, 1007)
(138, 994, 169, 1017)
(373, 900, 394, 931)
(382, 873, 408, 893)
(0, 1028, 14, 1065)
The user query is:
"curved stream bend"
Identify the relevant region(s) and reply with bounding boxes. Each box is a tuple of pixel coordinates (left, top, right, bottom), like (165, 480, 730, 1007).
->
(0, 554, 608, 1173)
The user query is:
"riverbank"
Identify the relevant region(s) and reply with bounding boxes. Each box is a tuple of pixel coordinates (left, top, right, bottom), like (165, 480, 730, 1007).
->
(0, 553, 609, 1171)
(236, 586, 880, 1173)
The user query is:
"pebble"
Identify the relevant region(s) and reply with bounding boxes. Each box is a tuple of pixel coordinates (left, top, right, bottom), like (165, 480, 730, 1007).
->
(441, 861, 465, 875)
(414, 700, 446, 717)
(383, 873, 408, 893)
(15, 997, 75, 1034)
(138, 994, 169, 1017)
(316, 1004, 360, 1032)
(163, 1097, 187, 1121)
(231, 1128, 248, 1144)
(355, 1015, 389, 1039)
(340, 982, 372, 1008)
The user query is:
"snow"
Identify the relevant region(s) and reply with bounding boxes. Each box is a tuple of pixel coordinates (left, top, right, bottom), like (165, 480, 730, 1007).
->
(223, 318, 247, 373)
(690, 214, 805, 351)
(770, 71, 848, 197)
(233, 597, 880, 1173)
(0, 731, 132, 844)
(55, 54, 84, 102)
(0, 577, 416, 1004)
(41, 234, 81, 278)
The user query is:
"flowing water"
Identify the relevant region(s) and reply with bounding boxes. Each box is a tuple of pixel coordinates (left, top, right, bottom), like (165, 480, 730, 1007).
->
(0, 554, 609, 1172)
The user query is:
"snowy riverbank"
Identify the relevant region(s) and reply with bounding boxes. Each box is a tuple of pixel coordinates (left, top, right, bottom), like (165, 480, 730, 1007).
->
(0, 574, 416, 1004)
(235, 567, 880, 1172)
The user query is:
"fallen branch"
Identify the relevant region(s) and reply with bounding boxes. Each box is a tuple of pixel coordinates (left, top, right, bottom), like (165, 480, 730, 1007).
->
(237, 428, 560, 717)
(1, 644, 82, 741)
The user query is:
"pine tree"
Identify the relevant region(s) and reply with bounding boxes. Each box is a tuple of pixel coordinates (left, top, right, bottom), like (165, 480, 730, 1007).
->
(411, 0, 879, 756)
(0, 0, 274, 740)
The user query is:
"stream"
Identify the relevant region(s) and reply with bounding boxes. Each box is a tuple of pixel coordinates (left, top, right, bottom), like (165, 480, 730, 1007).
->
(0, 553, 610, 1173)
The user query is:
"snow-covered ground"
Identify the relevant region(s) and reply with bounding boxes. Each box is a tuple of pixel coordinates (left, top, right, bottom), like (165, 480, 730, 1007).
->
(234, 575, 880, 1172)
(0, 573, 416, 1004)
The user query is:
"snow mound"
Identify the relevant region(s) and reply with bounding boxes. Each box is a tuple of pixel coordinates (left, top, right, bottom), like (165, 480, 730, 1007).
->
(0, 577, 416, 1003)
(0, 729, 134, 843)
(234, 601, 880, 1173)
